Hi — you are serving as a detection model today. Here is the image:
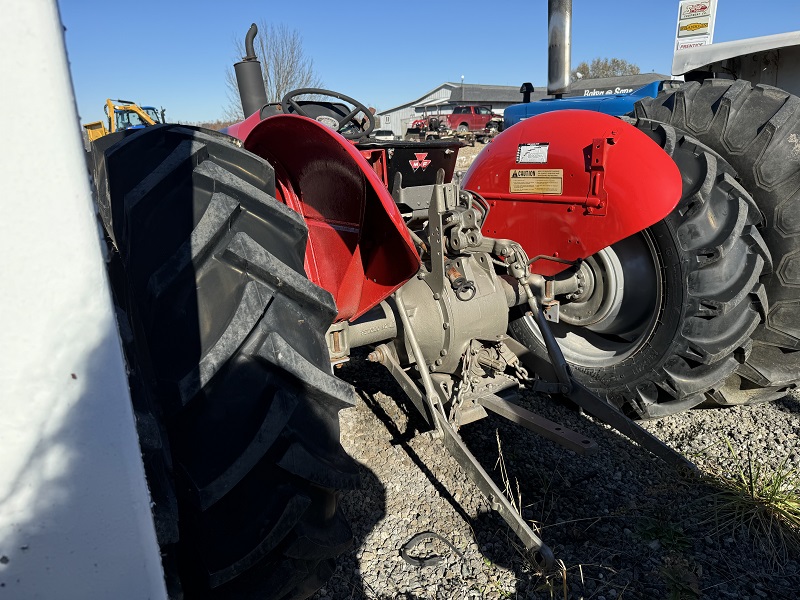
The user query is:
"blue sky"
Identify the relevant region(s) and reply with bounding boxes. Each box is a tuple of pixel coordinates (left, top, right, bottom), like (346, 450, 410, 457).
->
(59, 0, 799, 124)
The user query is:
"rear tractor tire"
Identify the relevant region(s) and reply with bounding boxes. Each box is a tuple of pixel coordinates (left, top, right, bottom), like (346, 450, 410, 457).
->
(635, 79, 800, 405)
(90, 124, 359, 598)
(510, 122, 771, 418)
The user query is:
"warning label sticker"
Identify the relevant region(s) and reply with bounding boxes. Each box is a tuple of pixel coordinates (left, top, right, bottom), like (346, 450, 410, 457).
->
(516, 143, 549, 164)
(509, 169, 563, 194)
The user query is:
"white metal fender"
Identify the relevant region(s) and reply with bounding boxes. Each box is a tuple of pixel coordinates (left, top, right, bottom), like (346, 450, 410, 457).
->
(0, 1, 167, 597)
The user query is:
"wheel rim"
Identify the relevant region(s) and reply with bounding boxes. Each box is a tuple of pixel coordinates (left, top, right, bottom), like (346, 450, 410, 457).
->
(528, 231, 663, 368)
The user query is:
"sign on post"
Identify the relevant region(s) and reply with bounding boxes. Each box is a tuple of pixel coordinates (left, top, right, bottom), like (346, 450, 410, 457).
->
(675, 0, 717, 51)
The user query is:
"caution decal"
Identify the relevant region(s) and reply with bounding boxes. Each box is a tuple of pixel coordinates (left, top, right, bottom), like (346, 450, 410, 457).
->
(509, 169, 563, 194)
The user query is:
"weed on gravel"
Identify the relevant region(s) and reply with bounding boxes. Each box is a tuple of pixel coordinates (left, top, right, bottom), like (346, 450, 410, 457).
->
(700, 438, 800, 568)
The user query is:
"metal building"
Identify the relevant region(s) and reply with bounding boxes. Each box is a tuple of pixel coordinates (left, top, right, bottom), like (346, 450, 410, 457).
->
(376, 83, 527, 137)
(376, 75, 670, 136)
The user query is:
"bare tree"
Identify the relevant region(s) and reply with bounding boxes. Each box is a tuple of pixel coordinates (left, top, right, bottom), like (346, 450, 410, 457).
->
(225, 21, 323, 120)
(572, 58, 641, 80)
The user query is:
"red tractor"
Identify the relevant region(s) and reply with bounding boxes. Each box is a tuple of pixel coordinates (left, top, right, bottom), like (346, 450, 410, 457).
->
(84, 17, 794, 600)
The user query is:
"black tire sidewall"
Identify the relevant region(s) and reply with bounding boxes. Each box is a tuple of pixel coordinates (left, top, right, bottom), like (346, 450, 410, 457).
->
(580, 220, 685, 396)
(511, 220, 687, 409)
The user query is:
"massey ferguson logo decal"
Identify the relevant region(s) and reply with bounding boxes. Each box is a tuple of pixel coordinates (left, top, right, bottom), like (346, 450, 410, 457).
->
(410, 153, 432, 172)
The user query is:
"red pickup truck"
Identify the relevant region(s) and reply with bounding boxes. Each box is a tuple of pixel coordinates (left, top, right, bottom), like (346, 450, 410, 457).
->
(406, 105, 503, 144)
(444, 105, 502, 132)
(410, 105, 502, 134)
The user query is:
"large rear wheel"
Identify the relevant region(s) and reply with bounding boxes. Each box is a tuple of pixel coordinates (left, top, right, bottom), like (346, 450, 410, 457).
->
(90, 124, 359, 598)
(635, 79, 800, 405)
(510, 122, 771, 418)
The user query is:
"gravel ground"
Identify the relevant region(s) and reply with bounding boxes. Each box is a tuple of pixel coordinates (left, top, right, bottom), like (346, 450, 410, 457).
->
(311, 142, 800, 599)
(313, 352, 799, 600)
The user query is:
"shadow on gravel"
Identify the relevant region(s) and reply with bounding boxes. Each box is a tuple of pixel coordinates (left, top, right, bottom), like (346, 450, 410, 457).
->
(327, 350, 800, 599)
(458, 391, 800, 600)
(358, 386, 474, 526)
(774, 392, 800, 414)
(353, 386, 541, 588)
(319, 463, 387, 599)
(328, 352, 564, 597)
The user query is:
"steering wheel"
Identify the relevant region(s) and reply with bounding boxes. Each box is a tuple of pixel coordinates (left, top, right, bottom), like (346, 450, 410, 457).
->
(280, 88, 375, 140)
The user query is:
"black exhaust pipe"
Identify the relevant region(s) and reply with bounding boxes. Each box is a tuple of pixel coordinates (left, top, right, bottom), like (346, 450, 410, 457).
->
(547, 0, 572, 97)
(234, 23, 269, 118)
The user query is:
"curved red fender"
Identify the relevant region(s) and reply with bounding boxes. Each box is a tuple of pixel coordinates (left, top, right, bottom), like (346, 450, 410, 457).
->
(224, 109, 264, 141)
(462, 110, 682, 276)
(243, 115, 420, 322)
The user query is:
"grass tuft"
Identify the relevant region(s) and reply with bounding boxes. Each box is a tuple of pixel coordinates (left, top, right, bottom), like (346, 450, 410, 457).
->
(494, 430, 574, 599)
(701, 438, 800, 567)
(636, 518, 691, 552)
(494, 429, 523, 517)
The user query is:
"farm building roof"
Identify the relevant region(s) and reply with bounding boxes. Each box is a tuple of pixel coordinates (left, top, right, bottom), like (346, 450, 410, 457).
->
(379, 74, 673, 116)
(565, 73, 671, 95)
(446, 83, 526, 103)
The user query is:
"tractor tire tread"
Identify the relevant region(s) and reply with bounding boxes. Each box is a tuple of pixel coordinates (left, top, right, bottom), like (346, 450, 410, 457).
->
(635, 79, 800, 404)
(91, 123, 357, 598)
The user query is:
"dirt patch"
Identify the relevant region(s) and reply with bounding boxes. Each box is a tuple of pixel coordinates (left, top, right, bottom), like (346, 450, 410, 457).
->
(455, 142, 487, 172)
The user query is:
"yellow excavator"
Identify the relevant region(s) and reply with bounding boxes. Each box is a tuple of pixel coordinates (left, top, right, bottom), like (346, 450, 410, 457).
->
(83, 98, 166, 142)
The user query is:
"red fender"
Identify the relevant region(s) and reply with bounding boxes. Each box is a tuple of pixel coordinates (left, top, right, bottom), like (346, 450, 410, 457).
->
(462, 110, 682, 276)
(224, 109, 263, 141)
(243, 115, 420, 322)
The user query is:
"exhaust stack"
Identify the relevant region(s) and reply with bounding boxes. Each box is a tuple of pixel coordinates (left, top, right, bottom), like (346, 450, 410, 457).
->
(234, 23, 269, 118)
(547, 0, 572, 96)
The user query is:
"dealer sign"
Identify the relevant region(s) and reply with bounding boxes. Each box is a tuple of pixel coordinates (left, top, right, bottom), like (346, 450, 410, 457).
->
(675, 0, 716, 52)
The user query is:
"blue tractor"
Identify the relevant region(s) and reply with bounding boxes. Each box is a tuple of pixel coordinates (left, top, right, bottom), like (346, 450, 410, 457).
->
(503, 79, 678, 128)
